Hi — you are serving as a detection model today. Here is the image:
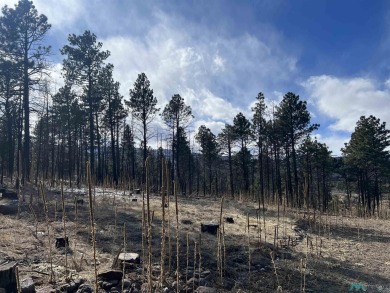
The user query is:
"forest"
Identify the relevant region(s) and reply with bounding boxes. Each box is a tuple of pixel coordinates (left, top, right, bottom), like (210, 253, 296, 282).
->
(1, 0, 389, 215)
(0, 1, 390, 293)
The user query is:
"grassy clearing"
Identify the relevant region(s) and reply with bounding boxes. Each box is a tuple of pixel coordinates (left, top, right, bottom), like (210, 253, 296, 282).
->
(0, 182, 389, 292)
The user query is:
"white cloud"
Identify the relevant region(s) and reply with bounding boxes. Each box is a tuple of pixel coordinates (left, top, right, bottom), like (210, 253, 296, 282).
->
(303, 75, 390, 132)
(1, 1, 298, 149)
(36, 0, 84, 29)
(310, 132, 350, 156)
(199, 89, 239, 121)
(212, 53, 226, 73)
(1, 0, 84, 29)
(47, 63, 64, 91)
(191, 119, 226, 152)
(101, 10, 297, 143)
(1, 0, 16, 7)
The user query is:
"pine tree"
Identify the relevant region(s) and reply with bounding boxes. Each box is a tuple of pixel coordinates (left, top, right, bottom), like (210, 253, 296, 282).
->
(195, 125, 219, 196)
(0, 59, 19, 179)
(251, 92, 267, 207)
(0, 0, 51, 181)
(298, 136, 333, 210)
(126, 73, 159, 184)
(233, 112, 251, 192)
(342, 115, 390, 214)
(275, 92, 318, 206)
(218, 124, 235, 198)
(61, 30, 110, 177)
(100, 64, 126, 185)
(161, 94, 193, 193)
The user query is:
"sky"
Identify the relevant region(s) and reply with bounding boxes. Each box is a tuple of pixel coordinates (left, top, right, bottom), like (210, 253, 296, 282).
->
(3, 0, 390, 155)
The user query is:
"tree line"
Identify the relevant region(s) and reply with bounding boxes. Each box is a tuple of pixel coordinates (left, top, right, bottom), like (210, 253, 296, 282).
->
(1, 0, 389, 215)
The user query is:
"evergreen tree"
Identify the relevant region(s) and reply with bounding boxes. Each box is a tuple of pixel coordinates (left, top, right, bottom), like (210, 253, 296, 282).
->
(251, 92, 267, 207)
(161, 94, 193, 193)
(298, 136, 333, 210)
(195, 125, 219, 196)
(275, 92, 318, 206)
(218, 124, 235, 198)
(127, 73, 159, 184)
(0, 59, 19, 179)
(100, 64, 126, 185)
(342, 115, 390, 214)
(51, 85, 82, 184)
(0, 0, 51, 181)
(175, 126, 192, 195)
(233, 112, 251, 192)
(61, 30, 110, 176)
(122, 124, 137, 184)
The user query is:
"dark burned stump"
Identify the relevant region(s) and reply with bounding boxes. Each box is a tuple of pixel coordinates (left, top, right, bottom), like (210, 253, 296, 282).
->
(0, 261, 17, 292)
(225, 217, 234, 224)
(75, 198, 84, 205)
(201, 223, 219, 235)
(97, 270, 123, 288)
(2, 191, 18, 200)
(97, 270, 123, 281)
(181, 219, 193, 225)
(55, 237, 69, 248)
(97, 270, 123, 291)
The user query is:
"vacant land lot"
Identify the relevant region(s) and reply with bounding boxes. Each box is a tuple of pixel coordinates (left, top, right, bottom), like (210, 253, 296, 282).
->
(0, 184, 389, 292)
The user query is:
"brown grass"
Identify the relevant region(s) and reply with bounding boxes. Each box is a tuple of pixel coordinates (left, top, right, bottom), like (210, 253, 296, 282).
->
(0, 182, 389, 292)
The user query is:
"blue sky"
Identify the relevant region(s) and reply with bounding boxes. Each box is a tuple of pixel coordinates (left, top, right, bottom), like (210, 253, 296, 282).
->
(4, 0, 390, 155)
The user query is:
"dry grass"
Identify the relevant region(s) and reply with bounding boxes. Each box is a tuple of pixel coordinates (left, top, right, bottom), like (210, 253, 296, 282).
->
(0, 183, 389, 292)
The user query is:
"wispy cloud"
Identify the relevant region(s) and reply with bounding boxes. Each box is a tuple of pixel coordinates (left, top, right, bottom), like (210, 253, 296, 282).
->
(101, 8, 298, 139)
(2, 0, 85, 29)
(302, 75, 390, 154)
(303, 75, 390, 132)
(2, 1, 301, 147)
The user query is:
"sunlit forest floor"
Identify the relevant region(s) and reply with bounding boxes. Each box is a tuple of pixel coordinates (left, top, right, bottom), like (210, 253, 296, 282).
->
(0, 180, 389, 292)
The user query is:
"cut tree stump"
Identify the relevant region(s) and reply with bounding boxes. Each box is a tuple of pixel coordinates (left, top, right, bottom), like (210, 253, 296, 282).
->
(97, 270, 123, 282)
(225, 217, 234, 224)
(2, 191, 18, 200)
(21, 277, 35, 293)
(75, 198, 84, 205)
(55, 237, 69, 248)
(118, 252, 140, 265)
(201, 223, 219, 235)
(0, 261, 17, 292)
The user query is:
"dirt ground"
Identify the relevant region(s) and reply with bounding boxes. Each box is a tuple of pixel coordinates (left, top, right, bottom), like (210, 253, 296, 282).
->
(0, 182, 389, 293)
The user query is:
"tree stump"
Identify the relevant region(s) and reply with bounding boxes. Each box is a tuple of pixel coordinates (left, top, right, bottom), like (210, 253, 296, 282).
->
(55, 237, 69, 248)
(21, 277, 35, 293)
(118, 253, 140, 263)
(201, 223, 219, 235)
(2, 191, 18, 200)
(97, 270, 123, 282)
(0, 261, 17, 292)
(225, 217, 234, 224)
(75, 198, 84, 205)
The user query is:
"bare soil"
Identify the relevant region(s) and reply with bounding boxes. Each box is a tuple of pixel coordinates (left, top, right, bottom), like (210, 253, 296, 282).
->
(0, 182, 389, 293)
